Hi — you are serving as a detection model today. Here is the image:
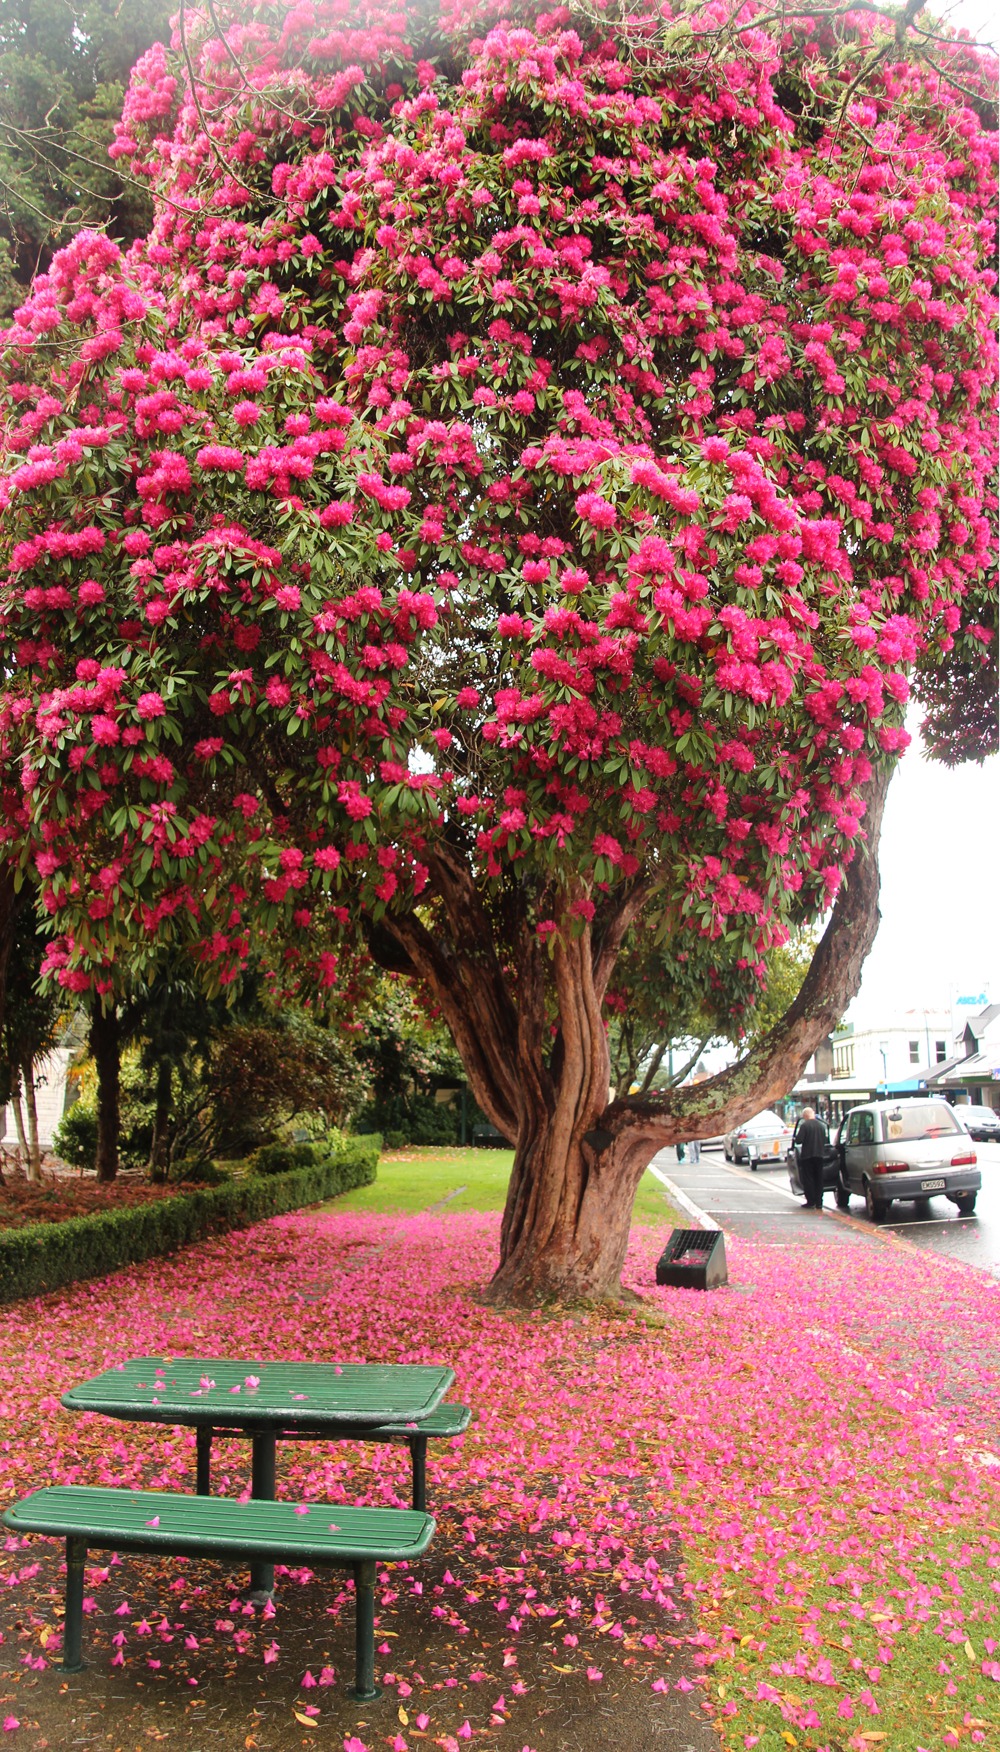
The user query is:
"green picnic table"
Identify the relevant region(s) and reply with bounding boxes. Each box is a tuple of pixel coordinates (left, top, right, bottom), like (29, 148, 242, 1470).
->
(62, 1358, 466, 1595)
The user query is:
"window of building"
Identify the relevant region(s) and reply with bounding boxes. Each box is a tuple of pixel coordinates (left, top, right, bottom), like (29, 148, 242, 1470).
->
(935, 1040, 947, 1063)
(833, 1042, 854, 1078)
(909, 1040, 920, 1065)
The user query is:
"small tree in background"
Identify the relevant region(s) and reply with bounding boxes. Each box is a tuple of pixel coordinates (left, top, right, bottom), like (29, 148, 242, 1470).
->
(348, 972, 469, 1145)
(1, 901, 62, 1179)
(0, 0, 995, 1298)
(0, 0, 173, 311)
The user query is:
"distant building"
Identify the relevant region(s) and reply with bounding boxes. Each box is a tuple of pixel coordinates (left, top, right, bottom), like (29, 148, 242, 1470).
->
(921, 1003, 1000, 1109)
(791, 1004, 991, 1122)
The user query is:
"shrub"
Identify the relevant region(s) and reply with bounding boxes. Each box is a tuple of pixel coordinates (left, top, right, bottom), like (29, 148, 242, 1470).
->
(0, 1137, 377, 1304)
(173, 1159, 232, 1186)
(407, 1097, 461, 1147)
(52, 1103, 98, 1172)
(250, 1140, 321, 1175)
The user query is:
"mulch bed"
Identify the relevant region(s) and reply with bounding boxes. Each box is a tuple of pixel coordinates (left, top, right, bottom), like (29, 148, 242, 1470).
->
(0, 1166, 183, 1231)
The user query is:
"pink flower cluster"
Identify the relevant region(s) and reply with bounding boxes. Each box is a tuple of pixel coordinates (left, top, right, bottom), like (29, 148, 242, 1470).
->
(0, 0, 995, 1012)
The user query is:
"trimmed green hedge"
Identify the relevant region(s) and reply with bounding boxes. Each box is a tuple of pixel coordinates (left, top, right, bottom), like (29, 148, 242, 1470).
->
(0, 1138, 377, 1305)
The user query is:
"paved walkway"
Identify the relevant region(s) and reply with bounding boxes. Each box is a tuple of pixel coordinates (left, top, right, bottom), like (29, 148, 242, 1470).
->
(648, 1145, 1000, 1440)
(650, 1142, 1000, 1274)
(650, 1145, 872, 1250)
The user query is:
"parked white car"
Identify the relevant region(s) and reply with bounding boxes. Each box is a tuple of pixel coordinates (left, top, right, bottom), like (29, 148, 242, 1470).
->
(723, 1109, 794, 1167)
(836, 1099, 980, 1223)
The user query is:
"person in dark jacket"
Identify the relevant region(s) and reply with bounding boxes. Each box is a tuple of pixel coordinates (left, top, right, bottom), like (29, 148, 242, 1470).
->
(796, 1107, 829, 1209)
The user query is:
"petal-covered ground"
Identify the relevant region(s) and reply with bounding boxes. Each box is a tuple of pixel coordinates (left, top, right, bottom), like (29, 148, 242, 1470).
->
(0, 1208, 997, 1752)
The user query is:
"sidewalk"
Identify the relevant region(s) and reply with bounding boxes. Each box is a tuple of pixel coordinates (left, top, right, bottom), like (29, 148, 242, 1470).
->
(649, 1143, 1000, 1446)
(651, 1144, 871, 1248)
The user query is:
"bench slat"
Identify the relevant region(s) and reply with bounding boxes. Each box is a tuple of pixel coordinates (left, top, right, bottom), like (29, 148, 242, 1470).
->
(3, 1487, 433, 1564)
(390, 1403, 471, 1438)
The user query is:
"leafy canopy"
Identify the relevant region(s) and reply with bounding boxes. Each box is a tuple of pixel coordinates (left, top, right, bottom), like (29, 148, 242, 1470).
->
(0, 0, 995, 1034)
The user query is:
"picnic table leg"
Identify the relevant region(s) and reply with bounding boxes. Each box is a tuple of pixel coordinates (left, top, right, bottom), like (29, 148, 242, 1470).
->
(407, 1434, 428, 1511)
(249, 1431, 276, 1596)
(64, 1537, 86, 1671)
(195, 1427, 212, 1495)
(350, 1559, 379, 1702)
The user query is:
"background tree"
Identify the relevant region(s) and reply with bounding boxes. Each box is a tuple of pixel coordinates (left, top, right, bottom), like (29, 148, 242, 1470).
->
(0, 0, 995, 1300)
(349, 972, 471, 1144)
(1, 900, 62, 1179)
(57, 993, 366, 1174)
(607, 927, 814, 1099)
(0, 0, 173, 312)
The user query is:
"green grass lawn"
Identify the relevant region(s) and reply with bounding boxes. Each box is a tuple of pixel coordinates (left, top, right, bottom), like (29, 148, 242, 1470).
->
(334, 1143, 685, 1229)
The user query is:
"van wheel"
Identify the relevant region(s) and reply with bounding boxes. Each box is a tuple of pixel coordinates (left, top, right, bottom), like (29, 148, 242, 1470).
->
(864, 1182, 889, 1224)
(954, 1192, 977, 1215)
(835, 1183, 850, 1211)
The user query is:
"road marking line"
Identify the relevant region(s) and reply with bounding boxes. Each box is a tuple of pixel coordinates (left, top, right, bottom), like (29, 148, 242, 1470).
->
(710, 1160, 805, 1204)
(647, 1162, 719, 1231)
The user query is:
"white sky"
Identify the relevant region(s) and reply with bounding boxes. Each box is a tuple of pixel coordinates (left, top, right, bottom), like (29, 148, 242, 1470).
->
(849, 0, 997, 1024)
(849, 729, 999, 1022)
(935, 0, 997, 46)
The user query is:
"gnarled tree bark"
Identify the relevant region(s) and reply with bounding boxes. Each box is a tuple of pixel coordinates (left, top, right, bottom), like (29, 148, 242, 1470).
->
(375, 766, 891, 1304)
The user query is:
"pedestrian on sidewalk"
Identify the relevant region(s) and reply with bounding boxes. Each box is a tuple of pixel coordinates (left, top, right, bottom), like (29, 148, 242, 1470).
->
(797, 1106, 828, 1209)
(687, 1137, 701, 1164)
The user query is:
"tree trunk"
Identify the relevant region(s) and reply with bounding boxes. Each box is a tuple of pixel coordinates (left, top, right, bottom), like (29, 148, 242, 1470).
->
(9, 1074, 29, 1171)
(22, 1060, 43, 1182)
(487, 928, 645, 1302)
(0, 868, 18, 1044)
(377, 766, 890, 1304)
(148, 1058, 172, 1182)
(490, 1114, 654, 1303)
(90, 1004, 120, 1182)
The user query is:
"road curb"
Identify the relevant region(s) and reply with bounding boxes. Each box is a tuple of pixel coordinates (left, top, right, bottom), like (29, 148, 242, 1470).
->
(662, 1156, 998, 1277)
(648, 1159, 719, 1231)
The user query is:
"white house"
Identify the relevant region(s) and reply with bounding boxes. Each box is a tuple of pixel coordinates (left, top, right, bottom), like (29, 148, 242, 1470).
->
(0, 1048, 74, 1154)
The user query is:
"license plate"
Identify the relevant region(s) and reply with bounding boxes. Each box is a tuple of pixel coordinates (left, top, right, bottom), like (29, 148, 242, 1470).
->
(920, 1178, 946, 1192)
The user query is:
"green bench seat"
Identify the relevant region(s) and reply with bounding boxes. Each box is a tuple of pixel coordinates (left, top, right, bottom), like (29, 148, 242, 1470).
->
(2, 1485, 434, 1701)
(194, 1402, 472, 1511)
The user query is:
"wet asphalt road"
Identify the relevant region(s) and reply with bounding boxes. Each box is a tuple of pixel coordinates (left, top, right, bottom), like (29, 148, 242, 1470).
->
(650, 1140, 1000, 1277)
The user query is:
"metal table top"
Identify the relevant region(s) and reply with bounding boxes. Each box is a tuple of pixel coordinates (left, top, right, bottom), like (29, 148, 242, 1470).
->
(61, 1357, 456, 1431)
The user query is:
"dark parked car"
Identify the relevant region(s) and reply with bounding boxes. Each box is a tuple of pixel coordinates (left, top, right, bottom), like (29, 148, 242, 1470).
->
(956, 1104, 1000, 1143)
(786, 1120, 840, 1199)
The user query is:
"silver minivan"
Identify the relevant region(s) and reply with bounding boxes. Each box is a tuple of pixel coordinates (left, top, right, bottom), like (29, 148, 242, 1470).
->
(837, 1099, 980, 1223)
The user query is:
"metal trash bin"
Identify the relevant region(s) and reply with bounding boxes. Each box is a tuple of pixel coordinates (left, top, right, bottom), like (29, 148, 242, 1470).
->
(655, 1228, 728, 1290)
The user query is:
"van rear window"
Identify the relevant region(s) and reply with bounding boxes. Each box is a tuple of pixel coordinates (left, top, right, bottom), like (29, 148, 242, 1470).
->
(883, 1103, 963, 1142)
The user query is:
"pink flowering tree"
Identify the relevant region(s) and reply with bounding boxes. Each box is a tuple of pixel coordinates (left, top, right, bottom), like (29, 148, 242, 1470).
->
(0, 0, 996, 1299)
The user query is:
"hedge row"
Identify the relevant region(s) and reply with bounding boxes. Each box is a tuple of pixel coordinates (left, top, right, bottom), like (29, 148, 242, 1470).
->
(0, 1138, 378, 1305)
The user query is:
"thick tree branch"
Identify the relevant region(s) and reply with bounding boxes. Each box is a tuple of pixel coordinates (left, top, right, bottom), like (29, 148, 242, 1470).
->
(591, 879, 651, 1001)
(600, 761, 893, 1149)
(381, 906, 522, 1137)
